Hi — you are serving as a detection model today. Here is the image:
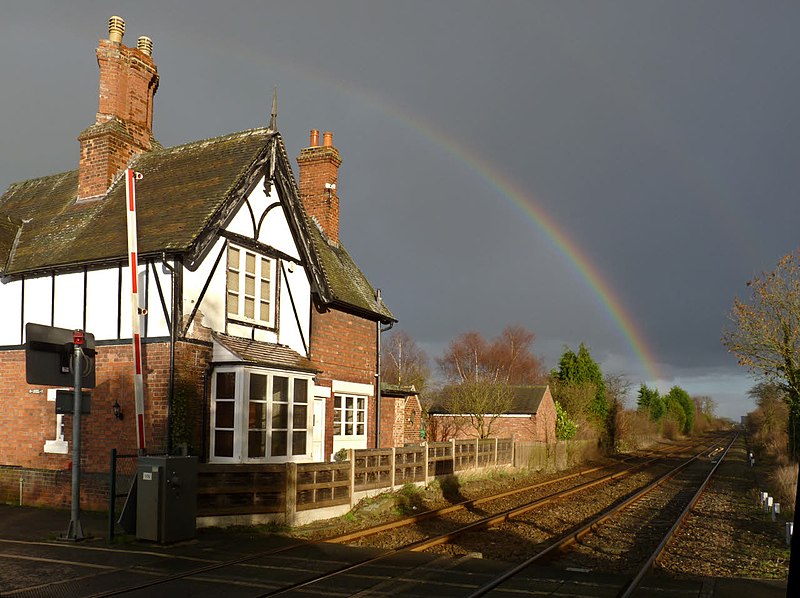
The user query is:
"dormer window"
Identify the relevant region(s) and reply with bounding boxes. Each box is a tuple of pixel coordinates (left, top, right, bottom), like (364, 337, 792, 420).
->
(226, 244, 276, 327)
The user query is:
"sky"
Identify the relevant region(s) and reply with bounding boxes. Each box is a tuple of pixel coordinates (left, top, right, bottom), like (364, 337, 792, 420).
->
(1, 1, 798, 419)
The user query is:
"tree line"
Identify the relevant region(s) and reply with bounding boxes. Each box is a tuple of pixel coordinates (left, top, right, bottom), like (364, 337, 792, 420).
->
(382, 324, 715, 446)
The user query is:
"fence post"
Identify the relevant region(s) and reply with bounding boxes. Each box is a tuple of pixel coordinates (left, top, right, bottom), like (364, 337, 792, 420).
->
(285, 462, 297, 525)
(349, 449, 356, 508)
(391, 447, 396, 490)
(451, 438, 456, 473)
(424, 443, 430, 486)
(108, 448, 117, 543)
(475, 438, 480, 468)
(494, 438, 499, 465)
(512, 439, 516, 468)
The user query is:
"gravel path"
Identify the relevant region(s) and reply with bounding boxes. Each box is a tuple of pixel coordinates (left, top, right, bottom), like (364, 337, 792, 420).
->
(657, 435, 790, 580)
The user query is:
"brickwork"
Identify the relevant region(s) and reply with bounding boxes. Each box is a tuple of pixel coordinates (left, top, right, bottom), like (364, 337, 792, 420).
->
(379, 396, 404, 448)
(0, 338, 211, 508)
(0, 466, 110, 510)
(78, 35, 159, 200)
(403, 396, 423, 443)
(311, 307, 378, 456)
(296, 142, 342, 244)
(429, 388, 557, 443)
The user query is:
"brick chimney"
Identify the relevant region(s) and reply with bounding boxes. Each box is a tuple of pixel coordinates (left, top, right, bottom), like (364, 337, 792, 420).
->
(77, 16, 159, 200)
(296, 129, 342, 245)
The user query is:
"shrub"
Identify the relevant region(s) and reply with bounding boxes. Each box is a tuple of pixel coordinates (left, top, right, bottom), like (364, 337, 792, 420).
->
(555, 400, 577, 440)
(769, 462, 798, 513)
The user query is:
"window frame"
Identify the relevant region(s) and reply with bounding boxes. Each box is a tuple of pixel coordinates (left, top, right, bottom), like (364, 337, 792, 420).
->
(333, 394, 368, 439)
(225, 243, 277, 329)
(210, 365, 313, 463)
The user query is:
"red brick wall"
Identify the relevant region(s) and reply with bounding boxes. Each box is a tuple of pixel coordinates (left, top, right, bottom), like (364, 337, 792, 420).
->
(0, 339, 210, 508)
(379, 397, 403, 448)
(403, 396, 423, 444)
(533, 388, 557, 443)
(310, 307, 377, 456)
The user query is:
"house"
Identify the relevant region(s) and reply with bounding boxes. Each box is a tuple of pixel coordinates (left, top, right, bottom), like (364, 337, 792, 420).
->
(428, 385, 556, 443)
(0, 16, 398, 508)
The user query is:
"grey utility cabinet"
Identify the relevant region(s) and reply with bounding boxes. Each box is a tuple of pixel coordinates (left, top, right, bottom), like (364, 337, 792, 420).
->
(136, 455, 198, 543)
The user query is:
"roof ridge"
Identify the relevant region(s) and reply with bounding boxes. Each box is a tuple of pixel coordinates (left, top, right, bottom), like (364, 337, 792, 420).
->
(152, 127, 273, 157)
(3, 169, 77, 193)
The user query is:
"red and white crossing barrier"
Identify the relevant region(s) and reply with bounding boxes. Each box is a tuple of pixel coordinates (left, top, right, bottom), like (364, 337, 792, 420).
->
(125, 169, 146, 454)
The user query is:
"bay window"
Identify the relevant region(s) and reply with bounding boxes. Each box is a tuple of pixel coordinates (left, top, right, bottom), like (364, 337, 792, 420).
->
(211, 367, 312, 462)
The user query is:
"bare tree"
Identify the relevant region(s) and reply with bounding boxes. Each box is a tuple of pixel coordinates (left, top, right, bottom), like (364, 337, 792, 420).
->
(443, 380, 513, 439)
(436, 325, 542, 438)
(381, 330, 430, 392)
(722, 252, 800, 457)
(438, 325, 544, 385)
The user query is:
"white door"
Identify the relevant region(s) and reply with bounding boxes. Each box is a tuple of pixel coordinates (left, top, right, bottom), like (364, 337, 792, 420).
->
(312, 398, 325, 462)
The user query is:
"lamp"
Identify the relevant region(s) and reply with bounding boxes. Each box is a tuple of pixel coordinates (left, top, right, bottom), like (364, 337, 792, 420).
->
(112, 400, 124, 420)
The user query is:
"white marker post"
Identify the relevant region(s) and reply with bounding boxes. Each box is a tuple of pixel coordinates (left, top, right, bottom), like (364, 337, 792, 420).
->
(125, 169, 146, 455)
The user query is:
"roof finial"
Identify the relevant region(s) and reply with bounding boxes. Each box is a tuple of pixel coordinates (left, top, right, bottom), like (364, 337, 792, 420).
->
(268, 85, 277, 132)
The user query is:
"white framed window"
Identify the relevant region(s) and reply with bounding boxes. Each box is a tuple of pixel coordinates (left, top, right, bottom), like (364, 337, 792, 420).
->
(210, 366, 312, 463)
(333, 394, 367, 438)
(226, 244, 276, 327)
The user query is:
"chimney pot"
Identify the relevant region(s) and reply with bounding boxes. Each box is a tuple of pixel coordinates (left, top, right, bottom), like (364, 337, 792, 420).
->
(323, 131, 333, 147)
(108, 16, 125, 43)
(309, 129, 319, 147)
(137, 36, 153, 57)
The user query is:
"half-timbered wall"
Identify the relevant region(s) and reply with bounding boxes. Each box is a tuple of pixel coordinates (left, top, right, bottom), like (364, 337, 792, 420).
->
(182, 176, 311, 355)
(0, 260, 172, 347)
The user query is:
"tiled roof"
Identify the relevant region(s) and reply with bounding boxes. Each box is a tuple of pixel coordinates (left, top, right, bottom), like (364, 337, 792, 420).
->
(309, 221, 394, 321)
(507, 385, 549, 414)
(0, 126, 394, 322)
(0, 128, 273, 274)
(381, 383, 417, 397)
(429, 385, 550, 415)
(213, 332, 320, 373)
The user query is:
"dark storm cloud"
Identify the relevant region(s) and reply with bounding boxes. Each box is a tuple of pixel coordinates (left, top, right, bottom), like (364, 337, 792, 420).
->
(2, 1, 799, 417)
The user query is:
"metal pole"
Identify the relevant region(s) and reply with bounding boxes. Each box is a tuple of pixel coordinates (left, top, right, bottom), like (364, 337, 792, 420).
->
(108, 448, 117, 543)
(66, 332, 84, 540)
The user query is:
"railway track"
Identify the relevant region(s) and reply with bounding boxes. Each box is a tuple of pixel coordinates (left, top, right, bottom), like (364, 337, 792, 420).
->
(0, 433, 734, 597)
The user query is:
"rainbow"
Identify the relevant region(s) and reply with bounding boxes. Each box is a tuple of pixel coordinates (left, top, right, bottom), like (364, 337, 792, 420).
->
(174, 39, 665, 383)
(321, 88, 664, 383)
(408, 120, 664, 383)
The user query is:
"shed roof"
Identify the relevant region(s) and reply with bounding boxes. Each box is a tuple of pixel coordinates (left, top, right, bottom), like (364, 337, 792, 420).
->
(213, 332, 320, 373)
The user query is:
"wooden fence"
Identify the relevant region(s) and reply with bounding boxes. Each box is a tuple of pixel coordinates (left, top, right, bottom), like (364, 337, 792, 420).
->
(513, 439, 595, 471)
(197, 438, 514, 521)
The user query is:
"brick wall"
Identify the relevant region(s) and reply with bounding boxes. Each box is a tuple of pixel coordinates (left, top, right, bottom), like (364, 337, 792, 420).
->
(310, 307, 377, 456)
(0, 338, 211, 508)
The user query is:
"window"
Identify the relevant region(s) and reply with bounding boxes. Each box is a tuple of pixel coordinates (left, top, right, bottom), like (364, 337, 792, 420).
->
(226, 244, 276, 327)
(211, 367, 312, 462)
(333, 394, 367, 437)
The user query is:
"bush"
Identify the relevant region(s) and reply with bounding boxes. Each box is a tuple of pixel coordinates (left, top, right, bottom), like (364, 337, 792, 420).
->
(661, 416, 680, 440)
(555, 401, 577, 440)
(616, 410, 658, 452)
(769, 462, 798, 513)
(394, 484, 425, 515)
